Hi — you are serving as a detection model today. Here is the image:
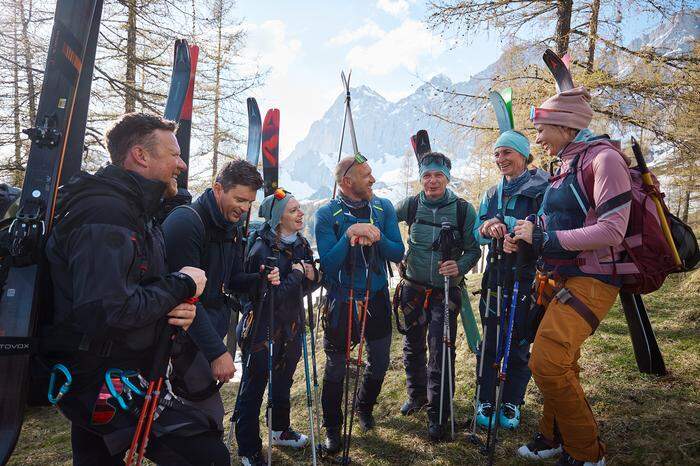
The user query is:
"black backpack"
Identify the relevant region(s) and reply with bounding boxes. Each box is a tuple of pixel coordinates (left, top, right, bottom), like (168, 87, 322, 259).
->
(405, 194, 470, 242)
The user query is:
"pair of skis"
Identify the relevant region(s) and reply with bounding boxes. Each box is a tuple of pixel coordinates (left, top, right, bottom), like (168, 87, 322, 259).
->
(542, 49, 667, 376)
(0, 1, 104, 463)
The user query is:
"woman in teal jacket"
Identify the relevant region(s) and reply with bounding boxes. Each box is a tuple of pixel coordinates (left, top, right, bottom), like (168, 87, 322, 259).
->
(473, 130, 548, 430)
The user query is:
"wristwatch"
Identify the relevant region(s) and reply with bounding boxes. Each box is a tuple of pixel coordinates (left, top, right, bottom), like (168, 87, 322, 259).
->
(532, 225, 549, 254)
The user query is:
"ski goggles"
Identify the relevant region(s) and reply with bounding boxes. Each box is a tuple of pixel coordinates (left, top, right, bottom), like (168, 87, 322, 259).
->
(419, 153, 451, 170)
(342, 152, 368, 178)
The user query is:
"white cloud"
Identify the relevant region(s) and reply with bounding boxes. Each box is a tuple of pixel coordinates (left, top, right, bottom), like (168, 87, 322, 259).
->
(376, 0, 410, 17)
(345, 20, 445, 76)
(242, 20, 301, 78)
(328, 20, 386, 46)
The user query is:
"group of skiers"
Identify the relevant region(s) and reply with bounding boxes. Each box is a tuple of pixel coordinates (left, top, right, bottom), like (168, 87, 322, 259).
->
(41, 75, 631, 466)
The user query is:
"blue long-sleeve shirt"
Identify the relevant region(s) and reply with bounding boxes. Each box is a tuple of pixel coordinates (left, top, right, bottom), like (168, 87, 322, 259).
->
(315, 195, 404, 295)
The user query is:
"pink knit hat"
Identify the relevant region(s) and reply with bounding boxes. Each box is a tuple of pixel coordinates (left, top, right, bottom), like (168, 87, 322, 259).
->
(530, 86, 593, 130)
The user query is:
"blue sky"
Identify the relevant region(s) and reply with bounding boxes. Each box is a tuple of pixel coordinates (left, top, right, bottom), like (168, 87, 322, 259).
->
(238, 0, 505, 158)
(237, 0, 670, 159)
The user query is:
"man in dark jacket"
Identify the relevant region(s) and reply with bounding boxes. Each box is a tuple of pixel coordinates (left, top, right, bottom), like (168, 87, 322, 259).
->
(162, 159, 263, 431)
(44, 112, 230, 465)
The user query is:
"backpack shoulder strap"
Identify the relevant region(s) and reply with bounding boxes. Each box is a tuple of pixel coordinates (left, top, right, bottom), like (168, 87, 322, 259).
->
(456, 198, 469, 238)
(406, 194, 420, 234)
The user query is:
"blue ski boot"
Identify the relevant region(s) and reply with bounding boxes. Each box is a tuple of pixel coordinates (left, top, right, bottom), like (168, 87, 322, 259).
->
(475, 402, 496, 429)
(499, 403, 521, 430)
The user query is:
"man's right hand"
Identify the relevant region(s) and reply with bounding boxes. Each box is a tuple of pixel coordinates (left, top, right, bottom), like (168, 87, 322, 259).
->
(346, 223, 381, 246)
(167, 302, 196, 330)
(179, 266, 207, 297)
(211, 351, 236, 383)
(262, 265, 281, 286)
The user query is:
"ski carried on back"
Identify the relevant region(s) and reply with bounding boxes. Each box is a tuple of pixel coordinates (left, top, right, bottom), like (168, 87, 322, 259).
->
(0, 1, 103, 463)
(262, 108, 280, 196)
(410, 129, 431, 164)
(226, 98, 262, 359)
(175, 43, 199, 191)
(156, 40, 192, 221)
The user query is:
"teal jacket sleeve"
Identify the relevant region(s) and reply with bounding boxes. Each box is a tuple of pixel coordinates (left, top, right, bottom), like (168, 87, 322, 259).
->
(457, 201, 481, 275)
(376, 199, 404, 262)
(474, 191, 491, 246)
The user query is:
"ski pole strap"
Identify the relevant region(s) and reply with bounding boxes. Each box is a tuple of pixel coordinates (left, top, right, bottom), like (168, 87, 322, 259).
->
(48, 364, 72, 405)
(553, 287, 600, 334)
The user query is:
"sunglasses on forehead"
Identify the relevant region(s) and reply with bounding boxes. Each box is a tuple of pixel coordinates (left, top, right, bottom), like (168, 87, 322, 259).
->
(342, 152, 368, 178)
(420, 153, 452, 170)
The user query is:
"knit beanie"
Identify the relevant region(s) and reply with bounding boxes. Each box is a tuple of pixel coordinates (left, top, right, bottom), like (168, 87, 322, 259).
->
(531, 86, 593, 130)
(259, 188, 293, 231)
(494, 130, 530, 159)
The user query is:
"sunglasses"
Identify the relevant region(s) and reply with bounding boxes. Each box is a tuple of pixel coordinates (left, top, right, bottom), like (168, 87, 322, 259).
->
(342, 152, 368, 179)
(420, 153, 451, 170)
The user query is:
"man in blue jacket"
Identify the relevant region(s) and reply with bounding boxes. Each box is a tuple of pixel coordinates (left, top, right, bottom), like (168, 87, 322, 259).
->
(162, 159, 264, 431)
(315, 155, 404, 454)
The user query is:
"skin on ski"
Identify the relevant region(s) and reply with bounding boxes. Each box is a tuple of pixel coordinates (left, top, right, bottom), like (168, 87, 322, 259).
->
(489, 91, 513, 134)
(500, 87, 514, 130)
(542, 49, 574, 92)
(0, 1, 102, 463)
(175, 44, 199, 190)
(619, 292, 667, 375)
(163, 40, 191, 122)
(262, 109, 280, 197)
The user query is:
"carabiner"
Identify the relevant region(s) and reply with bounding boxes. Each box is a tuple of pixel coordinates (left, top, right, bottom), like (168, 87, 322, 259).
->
(105, 368, 145, 410)
(47, 364, 72, 405)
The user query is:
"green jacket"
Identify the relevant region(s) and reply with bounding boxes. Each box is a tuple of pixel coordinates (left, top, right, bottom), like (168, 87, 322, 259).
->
(396, 189, 481, 288)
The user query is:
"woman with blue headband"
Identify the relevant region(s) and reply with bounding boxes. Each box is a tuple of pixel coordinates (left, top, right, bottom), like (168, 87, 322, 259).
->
(233, 189, 321, 466)
(472, 108, 549, 433)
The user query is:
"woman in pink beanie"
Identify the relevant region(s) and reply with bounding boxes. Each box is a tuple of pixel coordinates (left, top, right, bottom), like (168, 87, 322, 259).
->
(504, 86, 632, 466)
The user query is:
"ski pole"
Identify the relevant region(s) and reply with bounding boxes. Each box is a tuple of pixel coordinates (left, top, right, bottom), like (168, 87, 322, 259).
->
(487, 233, 526, 465)
(342, 247, 374, 465)
(306, 288, 323, 456)
(267, 253, 279, 466)
(126, 297, 198, 466)
(298, 280, 317, 466)
(483, 238, 504, 455)
(228, 264, 273, 450)
(340, 245, 357, 462)
(469, 238, 498, 444)
(438, 222, 455, 440)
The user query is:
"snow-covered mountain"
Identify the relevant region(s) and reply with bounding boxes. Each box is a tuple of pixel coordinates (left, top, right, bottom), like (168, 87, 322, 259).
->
(281, 10, 698, 203)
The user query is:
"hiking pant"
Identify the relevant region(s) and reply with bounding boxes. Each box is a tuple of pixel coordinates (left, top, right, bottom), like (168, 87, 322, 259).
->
(71, 424, 230, 466)
(233, 337, 302, 458)
(530, 276, 618, 462)
(401, 285, 459, 421)
(475, 284, 532, 406)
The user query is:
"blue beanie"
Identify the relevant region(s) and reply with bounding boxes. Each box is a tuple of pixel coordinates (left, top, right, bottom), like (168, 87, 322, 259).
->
(494, 130, 530, 159)
(259, 190, 293, 231)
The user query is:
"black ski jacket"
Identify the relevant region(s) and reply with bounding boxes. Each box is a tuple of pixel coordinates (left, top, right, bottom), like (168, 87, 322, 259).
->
(44, 164, 196, 374)
(244, 223, 320, 349)
(162, 188, 252, 362)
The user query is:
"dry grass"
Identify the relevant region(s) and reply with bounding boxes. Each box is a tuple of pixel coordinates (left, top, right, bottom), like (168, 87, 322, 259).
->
(9, 274, 700, 465)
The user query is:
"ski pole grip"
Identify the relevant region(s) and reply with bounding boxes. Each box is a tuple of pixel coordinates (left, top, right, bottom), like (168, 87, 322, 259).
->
(440, 221, 452, 262)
